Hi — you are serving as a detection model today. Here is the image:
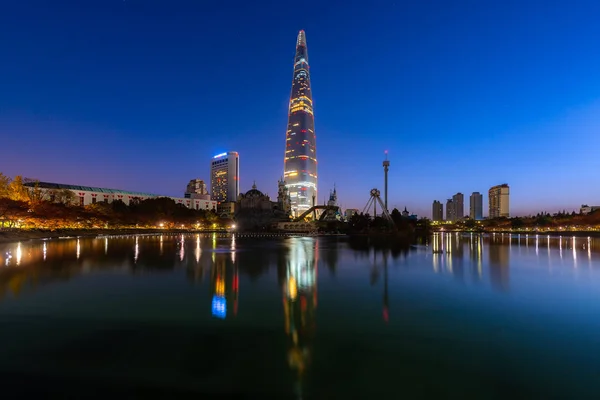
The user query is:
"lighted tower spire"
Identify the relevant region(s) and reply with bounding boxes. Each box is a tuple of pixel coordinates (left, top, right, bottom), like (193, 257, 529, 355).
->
(283, 30, 317, 218)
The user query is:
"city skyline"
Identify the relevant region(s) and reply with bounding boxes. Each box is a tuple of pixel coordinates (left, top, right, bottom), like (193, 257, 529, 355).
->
(2, 1, 600, 217)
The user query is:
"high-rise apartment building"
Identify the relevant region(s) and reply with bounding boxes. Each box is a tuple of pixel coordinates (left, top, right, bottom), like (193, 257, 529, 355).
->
(446, 199, 456, 221)
(210, 152, 239, 203)
(470, 192, 483, 220)
(489, 184, 510, 218)
(432, 200, 443, 221)
(283, 30, 318, 217)
(452, 192, 464, 220)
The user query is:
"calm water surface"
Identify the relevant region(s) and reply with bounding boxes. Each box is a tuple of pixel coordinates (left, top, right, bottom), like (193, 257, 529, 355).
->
(1, 232, 600, 398)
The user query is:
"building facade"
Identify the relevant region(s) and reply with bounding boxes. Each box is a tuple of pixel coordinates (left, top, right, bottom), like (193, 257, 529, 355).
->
(345, 209, 359, 219)
(185, 178, 210, 200)
(211, 151, 239, 203)
(283, 30, 318, 218)
(452, 192, 464, 220)
(24, 181, 216, 211)
(432, 200, 443, 221)
(446, 199, 456, 221)
(469, 192, 483, 220)
(581, 205, 600, 215)
(489, 184, 510, 218)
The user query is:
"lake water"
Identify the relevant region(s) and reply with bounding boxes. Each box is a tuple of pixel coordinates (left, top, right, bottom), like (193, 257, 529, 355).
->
(1, 232, 600, 398)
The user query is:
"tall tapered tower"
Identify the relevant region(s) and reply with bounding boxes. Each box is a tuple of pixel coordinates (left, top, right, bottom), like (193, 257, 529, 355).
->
(284, 30, 317, 218)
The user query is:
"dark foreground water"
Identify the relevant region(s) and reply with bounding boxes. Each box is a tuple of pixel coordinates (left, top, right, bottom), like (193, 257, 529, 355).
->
(1, 232, 600, 398)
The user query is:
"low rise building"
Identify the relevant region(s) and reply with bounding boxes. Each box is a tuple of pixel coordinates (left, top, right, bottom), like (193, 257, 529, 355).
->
(345, 208, 359, 219)
(217, 202, 236, 218)
(580, 205, 600, 215)
(24, 181, 217, 211)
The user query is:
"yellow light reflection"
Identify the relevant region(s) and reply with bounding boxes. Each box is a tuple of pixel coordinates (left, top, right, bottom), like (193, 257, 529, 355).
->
(477, 238, 483, 278)
(195, 235, 201, 263)
(288, 277, 298, 300)
(134, 236, 139, 263)
(76, 239, 81, 260)
(104, 238, 108, 255)
(215, 277, 225, 296)
(16, 242, 22, 266)
(43, 242, 47, 261)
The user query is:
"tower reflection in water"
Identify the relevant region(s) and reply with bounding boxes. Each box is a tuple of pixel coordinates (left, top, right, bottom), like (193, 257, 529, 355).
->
(210, 235, 239, 319)
(282, 237, 317, 398)
(488, 233, 510, 291)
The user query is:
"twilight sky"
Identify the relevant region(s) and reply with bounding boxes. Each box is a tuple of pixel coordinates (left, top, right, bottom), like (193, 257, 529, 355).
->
(1, 0, 600, 217)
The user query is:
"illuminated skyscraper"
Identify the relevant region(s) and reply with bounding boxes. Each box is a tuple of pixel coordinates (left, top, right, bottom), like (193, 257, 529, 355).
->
(284, 30, 317, 217)
(210, 151, 239, 203)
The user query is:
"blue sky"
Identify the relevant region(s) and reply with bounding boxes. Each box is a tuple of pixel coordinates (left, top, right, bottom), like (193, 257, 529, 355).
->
(1, 0, 600, 217)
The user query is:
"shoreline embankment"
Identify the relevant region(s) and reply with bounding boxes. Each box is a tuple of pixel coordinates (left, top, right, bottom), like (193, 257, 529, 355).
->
(0, 228, 224, 244)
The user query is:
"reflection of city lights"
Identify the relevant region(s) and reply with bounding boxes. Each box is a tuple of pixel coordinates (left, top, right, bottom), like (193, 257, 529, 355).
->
(43, 242, 47, 261)
(212, 233, 216, 249)
(134, 236, 139, 263)
(231, 234, 236, 263)
(588, 237, 592, 263)
(76, 239, 81, 260)
(180, 235, 185, 261)
(215, 277, 225, 296)
(288, 277, 298, 300)
(572, 237, 577, 267)
(212, 295, 226, 319)
(160, 235, 164, 255)
(559, 236, 563, 259)
(104, 238, 108, 255)
(288, 240, 316, 290)
(16, 243, 22, 266)
(195, 235, 201, 263)
(477, 239, 483, 277)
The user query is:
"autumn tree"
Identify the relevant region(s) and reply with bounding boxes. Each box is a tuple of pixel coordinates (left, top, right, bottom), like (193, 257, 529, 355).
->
(7, 176, 29, 202)
(49, 189, 78, 206)
(0, 198, 29, 228)
(24, 179, 47, 206)
(0, 173, 10, 198)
